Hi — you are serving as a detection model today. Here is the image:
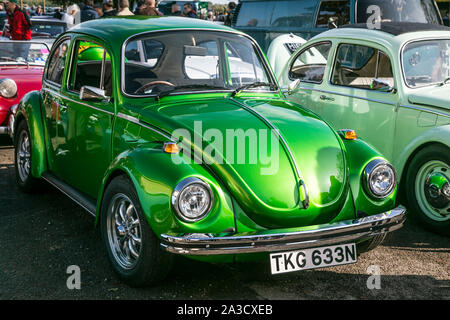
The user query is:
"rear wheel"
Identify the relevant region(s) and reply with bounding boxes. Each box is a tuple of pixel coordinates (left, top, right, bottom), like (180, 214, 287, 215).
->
(100, 175, 173, 287)
(14, 120, 39, 192)
(405, 145, 450, 236)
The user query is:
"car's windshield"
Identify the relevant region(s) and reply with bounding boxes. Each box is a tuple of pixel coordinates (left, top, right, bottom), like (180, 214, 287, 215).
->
(0, 41, 50, 66)
(123, 30, 274, 96)
(356, 0, 442, 25)
(402, 39, 450, 88)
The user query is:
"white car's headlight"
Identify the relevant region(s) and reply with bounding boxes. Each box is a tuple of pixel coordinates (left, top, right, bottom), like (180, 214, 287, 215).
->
(171, 177, 213, 222)
(363, 159, 397, 199)
(0, 78, 18, 99)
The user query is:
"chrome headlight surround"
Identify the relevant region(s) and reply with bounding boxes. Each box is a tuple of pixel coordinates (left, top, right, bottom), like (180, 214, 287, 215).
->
(363, 159, 397, 199)
(171, 177, 214, 223)
(0, 78, 18, 99)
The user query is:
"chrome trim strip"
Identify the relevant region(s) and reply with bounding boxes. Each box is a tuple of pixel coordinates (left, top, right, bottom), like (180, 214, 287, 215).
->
(160, 206, 406, 255)
(42, 87, 114, 116)
(229, 97, 309, 209)
(298, 86, 396, 106)
(116, 112, 175, 141)
(400, 104, 450, 118)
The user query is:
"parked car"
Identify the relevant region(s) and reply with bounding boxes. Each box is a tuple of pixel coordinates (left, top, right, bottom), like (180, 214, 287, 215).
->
(273, 22, 450, 235)
(12, 17, 406, 286)
(232, 0, 443, 52)
(0, 40, 49, 136)
(157, 0, 209, 16)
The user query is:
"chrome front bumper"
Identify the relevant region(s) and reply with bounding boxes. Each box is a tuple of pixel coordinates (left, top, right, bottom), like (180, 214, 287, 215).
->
(160, 206, 406, 255)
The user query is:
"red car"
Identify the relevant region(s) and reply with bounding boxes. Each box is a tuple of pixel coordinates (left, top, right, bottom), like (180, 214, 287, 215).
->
(0, 40, 49, 136)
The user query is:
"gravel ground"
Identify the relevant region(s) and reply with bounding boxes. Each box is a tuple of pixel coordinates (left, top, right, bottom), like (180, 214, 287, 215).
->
(0, 135, 448, 300)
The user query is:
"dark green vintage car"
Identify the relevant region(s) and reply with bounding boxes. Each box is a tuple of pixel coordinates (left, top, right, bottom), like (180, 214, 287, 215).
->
(11, 16, 406, 286)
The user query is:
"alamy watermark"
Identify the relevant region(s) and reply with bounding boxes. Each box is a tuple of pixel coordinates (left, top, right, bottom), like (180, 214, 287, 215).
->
(66, 265, 81, 290)
(367, 5, 382, 30)
(366, 265, 382, 290)
(171, 121, 280, 175)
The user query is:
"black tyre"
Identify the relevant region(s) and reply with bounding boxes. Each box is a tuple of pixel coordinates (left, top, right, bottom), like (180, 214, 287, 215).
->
(405, 144, 450, 236)
(100, 175, 173, 287)
(356, 234, 386, 254)
(14, 120, 40, 192)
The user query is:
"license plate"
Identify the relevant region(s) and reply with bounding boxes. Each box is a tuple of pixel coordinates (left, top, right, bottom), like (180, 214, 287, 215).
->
(270, 243, 357, 274)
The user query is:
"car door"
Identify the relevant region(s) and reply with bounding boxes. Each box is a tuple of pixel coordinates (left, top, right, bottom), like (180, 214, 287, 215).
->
(41, 37, 72, 178)
(316, 42, 399, 160)
(58, 38, 114, 198)
(283, 41, 333, 116)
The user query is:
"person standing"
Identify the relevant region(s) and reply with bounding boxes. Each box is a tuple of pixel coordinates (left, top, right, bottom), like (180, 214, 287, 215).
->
(4, 0, 32, 40)
(140, 0, 162, 16)
(102, 0, 117, 17)
(183, 3, 197, 18)
(117, 0, 134, 16)
(81, 0, 99, 22)
(171, 3, 182, 16)
(224, 2, 236, 26)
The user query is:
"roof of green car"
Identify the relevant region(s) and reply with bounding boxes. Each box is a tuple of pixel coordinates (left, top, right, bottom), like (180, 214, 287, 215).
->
(68, 16, 241, 46)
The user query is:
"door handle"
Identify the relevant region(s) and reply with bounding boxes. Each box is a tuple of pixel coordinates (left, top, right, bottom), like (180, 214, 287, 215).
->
(320, 95, 335, 102)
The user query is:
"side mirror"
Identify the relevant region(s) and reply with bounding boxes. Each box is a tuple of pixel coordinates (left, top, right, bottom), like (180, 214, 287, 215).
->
(288, 79, 301, 95)
(328, 17, 338, 29)
(371, 79, 395, 93)
(79, 86, 108, 101)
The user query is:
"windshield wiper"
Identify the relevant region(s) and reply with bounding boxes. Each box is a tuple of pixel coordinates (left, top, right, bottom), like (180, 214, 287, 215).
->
(231, 82, 278, 97)
(156, 84, 230, 101)
(439, 77, 450, 86)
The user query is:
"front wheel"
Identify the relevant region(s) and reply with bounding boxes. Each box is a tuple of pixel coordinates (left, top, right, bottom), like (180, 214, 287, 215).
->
(100, 175, 173, 287)
(14, 120, 39, 192)
(405, 145, 450, 236)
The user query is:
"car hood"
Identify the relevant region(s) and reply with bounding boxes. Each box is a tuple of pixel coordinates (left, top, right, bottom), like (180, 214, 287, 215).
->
(138, 96, 349, 228)
(408, 86, 450, 110)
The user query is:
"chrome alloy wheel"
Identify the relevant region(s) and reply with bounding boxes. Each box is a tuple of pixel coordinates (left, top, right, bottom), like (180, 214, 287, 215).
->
(415, 160, 450, 222)
(107, 194, 143, 270)
(16, 129, 31, 182)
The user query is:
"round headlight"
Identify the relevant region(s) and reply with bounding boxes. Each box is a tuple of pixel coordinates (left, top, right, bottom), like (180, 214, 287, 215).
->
(171, 177, 213, 222)
(364, 159, 397, 199)
(0, 78, 18, 99)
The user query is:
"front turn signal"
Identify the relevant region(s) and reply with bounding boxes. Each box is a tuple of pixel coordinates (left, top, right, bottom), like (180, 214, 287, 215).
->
(163, 142, 180, 154)
(339, 129, 357, 140)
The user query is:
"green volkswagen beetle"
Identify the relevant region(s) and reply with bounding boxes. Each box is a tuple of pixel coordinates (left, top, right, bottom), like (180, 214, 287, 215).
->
(11, 17, 405, 286)
(274, 23, 450, 236)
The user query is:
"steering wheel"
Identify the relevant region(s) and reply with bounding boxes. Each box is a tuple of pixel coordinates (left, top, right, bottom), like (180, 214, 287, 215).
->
(134, 81, 175, 94)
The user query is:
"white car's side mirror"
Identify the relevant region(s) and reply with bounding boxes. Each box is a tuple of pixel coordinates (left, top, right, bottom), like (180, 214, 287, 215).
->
(288, 79, 301, 95)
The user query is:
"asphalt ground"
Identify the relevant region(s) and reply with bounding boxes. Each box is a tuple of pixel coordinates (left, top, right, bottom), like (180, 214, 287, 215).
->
(0, 135, 449, 300)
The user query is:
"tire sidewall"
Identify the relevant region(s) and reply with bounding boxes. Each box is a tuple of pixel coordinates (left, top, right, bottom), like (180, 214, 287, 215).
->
(405, 144, 450, 235)
(14, 120, 34, 191)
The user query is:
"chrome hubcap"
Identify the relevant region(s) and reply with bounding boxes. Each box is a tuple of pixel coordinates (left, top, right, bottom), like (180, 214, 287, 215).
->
(107, 194, 142, 270)
(16, 130, 31, 182)
(415, 160, 450, 222)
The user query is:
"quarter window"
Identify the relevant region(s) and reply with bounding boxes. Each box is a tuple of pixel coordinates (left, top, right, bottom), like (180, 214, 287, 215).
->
(289, 42, 332, 83)
(316, 0, 351, 28)
(331, 43, 394, 90)
(69, 40, 112, 96)
(45, 39, 70, 86)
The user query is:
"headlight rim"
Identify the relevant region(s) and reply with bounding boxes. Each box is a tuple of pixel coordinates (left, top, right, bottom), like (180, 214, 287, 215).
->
(363, 159, 397, 199)
(0, 78, 18, 99)
(171, 177, 214, 223)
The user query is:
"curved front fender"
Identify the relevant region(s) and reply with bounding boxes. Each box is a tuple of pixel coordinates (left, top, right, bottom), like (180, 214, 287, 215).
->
(96, 147, 236, 238)
(14, 90, 47, 178)
(342, 137, 397, 215)
(394, 124, 450, 179)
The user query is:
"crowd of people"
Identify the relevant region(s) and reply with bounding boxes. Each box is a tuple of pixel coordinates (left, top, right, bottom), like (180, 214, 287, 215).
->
(0, 0, 238, 41)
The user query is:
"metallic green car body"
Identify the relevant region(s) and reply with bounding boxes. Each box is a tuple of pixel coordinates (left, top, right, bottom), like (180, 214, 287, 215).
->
(275, 25, 450, 234)
(13, 17, 404, 269)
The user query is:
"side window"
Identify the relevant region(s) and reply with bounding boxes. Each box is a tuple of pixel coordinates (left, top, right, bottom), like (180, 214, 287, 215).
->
(45, 39, 70, 86)
(289, 42, 331, 83)
(234, 1, 274, 27)
(69, 40, 112, 96)
(316, 0, 350, 28)
(331, 43, 394, 90)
